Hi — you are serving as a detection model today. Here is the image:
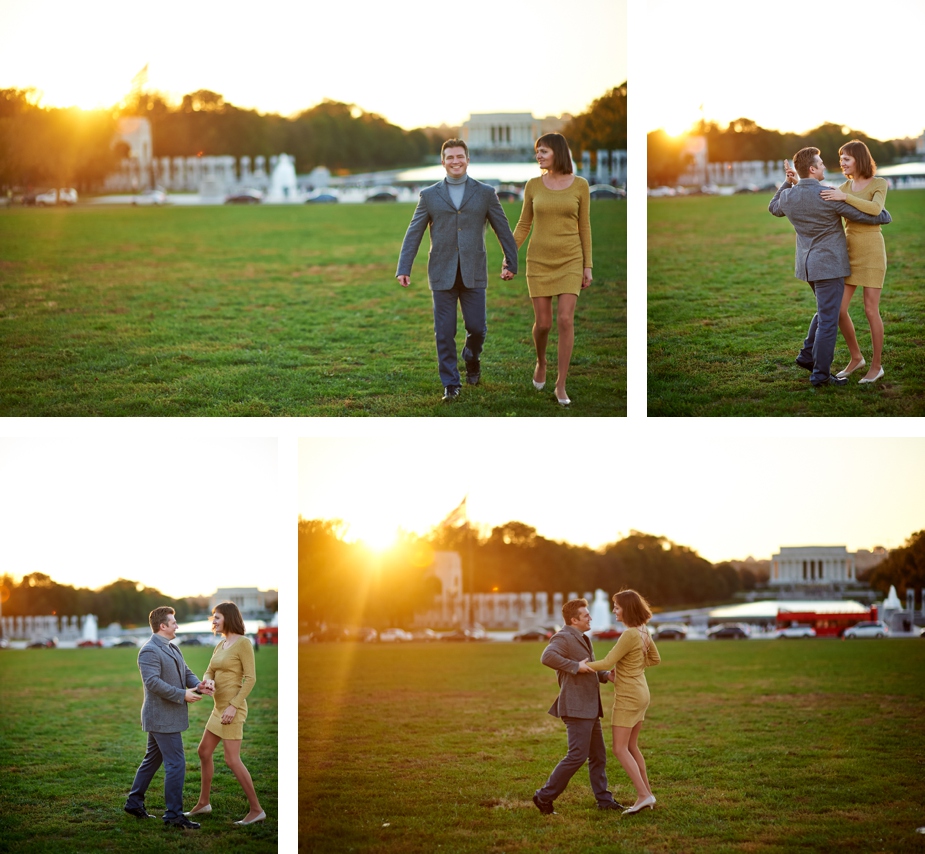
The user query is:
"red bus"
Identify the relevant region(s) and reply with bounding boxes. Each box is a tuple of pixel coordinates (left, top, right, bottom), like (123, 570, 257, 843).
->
(776, 606, 878, 638)
(257, 626, 278, 645)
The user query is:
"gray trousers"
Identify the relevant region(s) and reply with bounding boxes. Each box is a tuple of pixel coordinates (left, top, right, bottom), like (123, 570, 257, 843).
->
(125, 730, 186, 822)
(799, 277, 844, 384)
(537, 716, 614, 806)
(431, 264, 487, 389)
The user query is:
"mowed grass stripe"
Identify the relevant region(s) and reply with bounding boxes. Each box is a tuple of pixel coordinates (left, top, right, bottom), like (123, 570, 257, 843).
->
(647, 190, 925, 416)
(299, 640, 924, 854)
(0, 203, 625, 416)
(0, 647, 277, 853)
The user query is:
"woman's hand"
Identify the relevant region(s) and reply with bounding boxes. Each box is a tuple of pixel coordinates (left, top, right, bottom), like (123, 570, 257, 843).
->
(581, 268, 592, 289)
(221, 705, 237, 725)
(820, 188, 847, 201)
(500, 263, 514, 281)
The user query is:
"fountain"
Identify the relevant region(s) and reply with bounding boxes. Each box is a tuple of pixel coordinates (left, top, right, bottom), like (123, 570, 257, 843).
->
(266, 153, 301, 202)
(81, 614, 99, 643)
(590, 589, 613, 631)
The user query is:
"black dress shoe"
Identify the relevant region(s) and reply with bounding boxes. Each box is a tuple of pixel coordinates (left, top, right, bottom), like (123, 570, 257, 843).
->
(811, 374, 848, 387)
(464, 358, 481, 385)
(795, 357, 814, 372)
(442, 386, 460, 402)
(533, 792, 554, 815)
(165, 816, 200, 829)
(124, 805, 155, 819)
(597, 800, 626, 810)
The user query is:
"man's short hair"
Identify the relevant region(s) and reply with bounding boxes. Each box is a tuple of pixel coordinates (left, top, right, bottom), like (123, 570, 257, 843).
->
(793, 147, 820, 179)
(441, 138, 469, 160)
(562, 598, 588, 626)
(149, 606, 175, 633)
(838, 139, 876, 180)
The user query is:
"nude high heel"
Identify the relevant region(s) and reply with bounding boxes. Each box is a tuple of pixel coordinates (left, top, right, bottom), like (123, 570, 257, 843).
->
(622, 795, 655, 815)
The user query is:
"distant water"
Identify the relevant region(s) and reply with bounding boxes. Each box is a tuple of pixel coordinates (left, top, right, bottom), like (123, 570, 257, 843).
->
(394, 162, 543, 184)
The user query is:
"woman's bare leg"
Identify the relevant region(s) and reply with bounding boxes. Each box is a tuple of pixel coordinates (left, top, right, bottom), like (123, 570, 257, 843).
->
(222, 739, 264, 819)
(838, 284, 864, 372)
(612, 724, 649, 805)
(192, 729, 222, 811)
(532, 297, 553, 385)
(555, 294, 578, 399)
(862, 286, 884, 376)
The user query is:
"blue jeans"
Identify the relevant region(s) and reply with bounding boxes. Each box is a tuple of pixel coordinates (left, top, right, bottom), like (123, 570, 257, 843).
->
(798, 277, 844, 384)
(125, 731, 186, 822)
(537, 716, 615, 806)
(431, 265, 487, 389)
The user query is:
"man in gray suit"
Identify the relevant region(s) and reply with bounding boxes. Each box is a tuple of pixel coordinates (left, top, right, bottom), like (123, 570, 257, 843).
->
(768, 146, 891, 387)
(396, 139, 519, 401)
(534, 599, 622, 814)
(124, 606, 212, 828)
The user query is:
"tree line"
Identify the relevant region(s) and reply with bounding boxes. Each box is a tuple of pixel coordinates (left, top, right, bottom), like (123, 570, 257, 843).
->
(1, 84, 625, 193)
(864, 530, 925, 599)
(298, 518, 762, 632)
(647, 117, 913, 186)
(1, 572, 207, 629)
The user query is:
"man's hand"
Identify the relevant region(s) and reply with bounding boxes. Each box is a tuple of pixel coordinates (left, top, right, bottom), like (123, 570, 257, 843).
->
(577, 658, 594, 673)
(184, 689, 202, 703)
(784, 159, 798, 185)
(397, 275, 411, 288)
(501, 264, 514, 281)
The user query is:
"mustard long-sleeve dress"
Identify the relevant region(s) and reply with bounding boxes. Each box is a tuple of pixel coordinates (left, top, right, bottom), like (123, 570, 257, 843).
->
(838, 177, 888, 289)
(203, 636, 256, 740)
(586, 628, 660, 727)
(512, 176, 592, 298)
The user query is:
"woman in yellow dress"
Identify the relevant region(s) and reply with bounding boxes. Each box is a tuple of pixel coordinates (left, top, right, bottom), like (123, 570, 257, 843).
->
(820, 139, 888, 384)
(579, 589, 660, 815)
(185, 601, 265, 825)
(509, 132, 592, 406)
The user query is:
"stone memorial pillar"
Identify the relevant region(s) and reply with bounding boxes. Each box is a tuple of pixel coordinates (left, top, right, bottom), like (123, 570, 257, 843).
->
(597, 149, 610, 183)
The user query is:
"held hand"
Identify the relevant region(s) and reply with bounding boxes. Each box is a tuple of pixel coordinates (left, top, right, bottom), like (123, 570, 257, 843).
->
(397, 275, 411, 288)
(221, 705, 237, 725)
(197, 681, 214, 696)
(577, 658, 594, 674)
(820, 188, 847, 201)
(184, 689, 202, 703)
(581, 268, 592, 289)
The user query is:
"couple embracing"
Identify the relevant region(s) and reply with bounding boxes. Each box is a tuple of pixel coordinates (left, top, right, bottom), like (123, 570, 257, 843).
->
(122, 603, 265, 828)
(397, 134, 593, 406)
(769, 140, 891, 387)
(533, 592, 660, 818)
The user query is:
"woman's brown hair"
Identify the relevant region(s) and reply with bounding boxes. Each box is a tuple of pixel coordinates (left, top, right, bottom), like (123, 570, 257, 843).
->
(535, 132, 573, 175)
(614, 589, 653, 627)
(839, 139, 876, 179)
(213, 601, 246, 636)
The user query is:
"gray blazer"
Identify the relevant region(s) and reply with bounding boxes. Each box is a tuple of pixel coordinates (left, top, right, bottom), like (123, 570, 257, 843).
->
(541, 625, 609, 720)
(137, 634, 201, 733)
(396, 176, 518, 290)
(768, 178, 891, 282)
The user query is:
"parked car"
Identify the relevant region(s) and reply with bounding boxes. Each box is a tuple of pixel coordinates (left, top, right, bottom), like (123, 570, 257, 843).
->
(225, 189, 263, 204)
(843, 620, 889, 639)
(36, 188, 78, 206)
(775, 625, 816, 639)
(77, 639, 103, 647)
(113, 638, 140, 647)
(589, 184, 626, 200)
(133, 189, 167, 206)
(177, 636, 204, 645)
(379, 628, 413, 642)
(592, 626, 623, 640)
(496, 188, 521, 202)
(305, 191, 338, 203)
(513, 627, 553, 642)
(653, 624, 688, 641)
(411, 628, 438, 642)
(27, 638, 57, 648)
(366, 189, 398, 203)
(707, 623, 750, 640)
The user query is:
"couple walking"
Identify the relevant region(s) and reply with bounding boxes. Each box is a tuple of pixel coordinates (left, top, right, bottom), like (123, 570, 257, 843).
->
(534, 591, 660, 817)
(769, 140, 891, 387)
(122, 603, 265, 828)
(396, 134, 592, 405)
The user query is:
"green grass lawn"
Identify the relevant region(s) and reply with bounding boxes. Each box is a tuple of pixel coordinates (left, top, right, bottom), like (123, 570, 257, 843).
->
(0, 202, 625, 416)
(647, 190, 925, 416)
(299, 640, 924, 854)
(0, 646, 277, 853)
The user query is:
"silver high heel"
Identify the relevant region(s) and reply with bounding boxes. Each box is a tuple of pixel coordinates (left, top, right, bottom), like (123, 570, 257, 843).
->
(185, 804, 211, 816)
(234, 810, 266, 826)
(622, 795, 655, 815)
(836, 357, 865, 379)
(533, 364, 546, 391)
(858, 366, 884, 384)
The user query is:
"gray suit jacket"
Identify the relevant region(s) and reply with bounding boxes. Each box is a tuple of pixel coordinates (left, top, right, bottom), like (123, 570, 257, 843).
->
(396, 176, 518, 290)
(137, 634, 201, 733)
(768, 178, 891, 282)
(541, 625, 609, 720)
